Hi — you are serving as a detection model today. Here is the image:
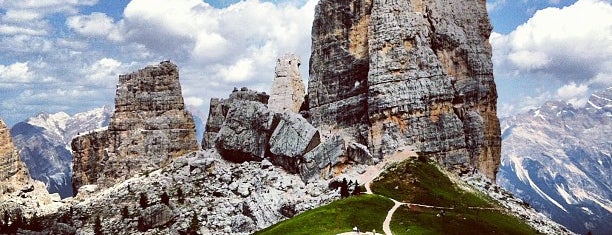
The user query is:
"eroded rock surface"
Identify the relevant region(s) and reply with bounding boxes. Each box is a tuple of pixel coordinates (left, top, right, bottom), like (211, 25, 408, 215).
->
(308, 0, 501, 179)
(71, 61, 199, 194)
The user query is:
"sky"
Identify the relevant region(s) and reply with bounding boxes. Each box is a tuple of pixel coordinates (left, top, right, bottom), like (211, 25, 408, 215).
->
(0, 0, 610, 126)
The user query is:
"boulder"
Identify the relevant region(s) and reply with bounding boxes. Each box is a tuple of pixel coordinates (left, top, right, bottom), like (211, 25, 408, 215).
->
(268, 112, 320, 174)
(215, 101, 276, 162)
(300, 135, 346, 182)
(140, 204, 176, 229)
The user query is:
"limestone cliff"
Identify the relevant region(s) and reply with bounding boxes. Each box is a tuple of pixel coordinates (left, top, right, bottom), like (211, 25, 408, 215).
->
(268, 53, 305, 113)
(308, 0, 501, 179)
(0, 118, 32, 196)
(72, 61, 199, 194)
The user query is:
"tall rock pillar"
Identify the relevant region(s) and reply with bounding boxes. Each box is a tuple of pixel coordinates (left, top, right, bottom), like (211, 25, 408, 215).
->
(72, 61, 199, 194)
(309, 0, 501, 179)
(268, 53, 306, 113)
(0, 118, 32, 196)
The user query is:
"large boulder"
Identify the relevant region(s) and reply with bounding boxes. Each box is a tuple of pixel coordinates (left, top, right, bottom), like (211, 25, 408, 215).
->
(268, 112, 320, 174)
(215, 101, 276, 162)
(299, 135, 346, 182)
(202, 88, 269, 149)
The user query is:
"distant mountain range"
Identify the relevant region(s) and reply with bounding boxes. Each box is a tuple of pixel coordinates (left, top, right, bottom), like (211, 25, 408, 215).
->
(10, 106, 113, 198)
(497, 87, 612, 234)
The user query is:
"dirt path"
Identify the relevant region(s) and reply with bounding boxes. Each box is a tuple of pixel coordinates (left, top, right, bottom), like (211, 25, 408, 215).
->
(383, 199, 405, 235)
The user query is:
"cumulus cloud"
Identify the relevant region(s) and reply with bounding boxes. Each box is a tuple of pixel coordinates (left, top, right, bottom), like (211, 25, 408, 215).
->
(1, 0, 317, 125)
(83, 58, 123, 87)
(492, 0, 612, 114)
(0, 62, 33, 85)
(493, 0, 612, 82)
(67, 13, 123, 41)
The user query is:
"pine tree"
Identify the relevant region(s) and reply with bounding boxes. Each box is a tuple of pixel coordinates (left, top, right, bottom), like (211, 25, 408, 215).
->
(139, 193, 148, 209)
(340, 178, 349, 198)
(93, 216, 102, 235)
(353, 184, 361, 196)
(188, 213, 200, 235)
(177, 188, 184, 204)
(121, 206, 129, 219)
(161, 191, 170, 205)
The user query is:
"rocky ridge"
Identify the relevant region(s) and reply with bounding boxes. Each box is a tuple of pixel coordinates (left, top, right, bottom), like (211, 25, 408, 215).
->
(10, 106, 113, 198)
(71, 61, 199, 194)
(58, 150, 337, 234)
(308, 0, 501, 179)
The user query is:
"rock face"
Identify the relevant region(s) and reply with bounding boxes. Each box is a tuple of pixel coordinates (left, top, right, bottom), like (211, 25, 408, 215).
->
(268, 53, 306, 113)
(71, 61, 199, 194)
(497, 87, 612, 234)
(0, 118, 32, 196)
(308, 0, 501, 179)
(10, 107, 113, 198)
(0, 117, 63, 225)
(202, 88, 269, 149)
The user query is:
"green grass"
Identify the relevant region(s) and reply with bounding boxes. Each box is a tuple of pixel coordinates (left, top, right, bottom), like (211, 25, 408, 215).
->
(390, 207, 539, 235)
(370, 159, 491, 208)
(371, 159, 539, 235)
(254, 194, 393, 235)
(256, 159, 539, 235)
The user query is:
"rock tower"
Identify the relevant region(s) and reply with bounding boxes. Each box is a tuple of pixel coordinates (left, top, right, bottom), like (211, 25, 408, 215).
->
(72, 61, 199, 194)
(0, 118, 32, 196)
(308, 0, 501, 179)
(268, 53, 306, 113)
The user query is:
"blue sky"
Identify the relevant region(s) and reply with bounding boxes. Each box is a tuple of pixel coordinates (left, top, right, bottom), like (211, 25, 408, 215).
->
(0, 0, 610, 126)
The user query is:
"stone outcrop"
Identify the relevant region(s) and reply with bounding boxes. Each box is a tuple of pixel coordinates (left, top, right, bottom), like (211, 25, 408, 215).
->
(0, 118, 64, 224)
(268, 53, 306, 113)
(308, 0, 501, 179)
(0, 118, 32, 196)
(215, 100, 276, 162)
(268, 112, 320, 174)
(72, 61, 199, 194)
(202, 88, 269, 149)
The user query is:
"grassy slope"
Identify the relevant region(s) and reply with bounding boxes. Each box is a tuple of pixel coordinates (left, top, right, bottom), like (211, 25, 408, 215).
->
(255, 194, 393, 235)
(257, 159, 539, 235)
(373, 159, 539, 235)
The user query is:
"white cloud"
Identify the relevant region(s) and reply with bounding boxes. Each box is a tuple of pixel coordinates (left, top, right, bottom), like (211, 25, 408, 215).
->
(0, 62, 33, 87)
(83, 58, 123, 87)
(493, 0, 612, 115)
(184, 97, 205, 107)
(66, 13, 123, 41)
(487, 0, 507, 12)
(556, 82, 589, 106)
(493, 0, 612, 81)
